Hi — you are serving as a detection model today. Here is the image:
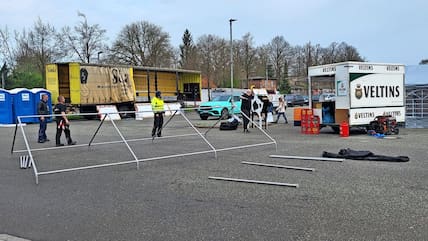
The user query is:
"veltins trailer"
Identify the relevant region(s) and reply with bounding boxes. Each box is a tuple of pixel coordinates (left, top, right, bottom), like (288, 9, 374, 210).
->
(308, 61, 405, 131)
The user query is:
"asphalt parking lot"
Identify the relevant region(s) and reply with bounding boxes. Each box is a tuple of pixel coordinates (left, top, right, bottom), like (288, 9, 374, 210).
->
(1, 109, 427, 241)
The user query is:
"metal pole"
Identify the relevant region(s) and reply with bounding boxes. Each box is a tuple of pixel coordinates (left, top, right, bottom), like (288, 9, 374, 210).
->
(17, 117, 39, 184)
(180, 109, 217, 159)
(269, 154, 344, 162)
(160, 110, 178, 130)
(240, 110, 277, 151)
(13, 133, 200, 154)
(10, 122, 18, 154)
(107, 114, 140, 169)
(38, 149, 216, 176)
(204, 109, 229, 136)
(229, 18, 237, 99)
(1, 62, 5, 89)
(308, 76, 312, 109)
(241, 161, 315, 172)
(1, 71, 4, 89)
(88, 114, 107, 146)
(153, 110, 178, 141)
(216, 142, 276, 152)
(97, 51, 103, 63)
(208, 176, 298, 188)
(266, 62, 268, 88)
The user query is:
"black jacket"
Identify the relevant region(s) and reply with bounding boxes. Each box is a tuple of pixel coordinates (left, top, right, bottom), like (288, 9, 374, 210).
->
(37, 100, 49, 115)
(53, 103, 67, 123)
(240, 93, 252, 111)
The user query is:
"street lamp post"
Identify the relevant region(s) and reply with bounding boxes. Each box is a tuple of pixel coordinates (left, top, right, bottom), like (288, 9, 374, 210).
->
(266, 62, 269, 89)
(229, 18, 237, 99)
(97, 51, 103, 63)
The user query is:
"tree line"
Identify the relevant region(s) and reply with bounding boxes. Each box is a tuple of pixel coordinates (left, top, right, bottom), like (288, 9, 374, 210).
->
(1, 13, 366, 92)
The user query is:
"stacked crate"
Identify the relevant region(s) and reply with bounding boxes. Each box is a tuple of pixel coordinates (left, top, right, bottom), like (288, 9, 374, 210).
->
(300, 109, 320, 134)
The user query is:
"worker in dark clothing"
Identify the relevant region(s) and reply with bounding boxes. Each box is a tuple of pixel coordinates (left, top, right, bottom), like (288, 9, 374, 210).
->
(240, 89, 253, 133)
(151, 91, 165, 137)
(53, 96, 76, 146)
(37, 94, 50, 143)
(261, 95, 270, 121)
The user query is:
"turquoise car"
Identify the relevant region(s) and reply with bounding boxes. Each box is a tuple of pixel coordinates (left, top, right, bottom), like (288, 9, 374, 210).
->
(197, 95, 242, 120)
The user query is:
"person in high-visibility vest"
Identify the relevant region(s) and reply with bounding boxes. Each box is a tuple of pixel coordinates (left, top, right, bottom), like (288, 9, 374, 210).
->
(151, 91, 165, 137)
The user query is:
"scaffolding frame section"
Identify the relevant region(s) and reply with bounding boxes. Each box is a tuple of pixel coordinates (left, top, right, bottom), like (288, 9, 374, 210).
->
(406, 86, 428, 118)
(11, 108, 276, 184)
(194, 104, 277, 151)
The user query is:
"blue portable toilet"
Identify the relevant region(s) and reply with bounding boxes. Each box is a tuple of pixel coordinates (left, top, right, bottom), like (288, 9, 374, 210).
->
(10, 88, 35, 123)
(31, 88, 52, 123)
(0, 88, 13, 124)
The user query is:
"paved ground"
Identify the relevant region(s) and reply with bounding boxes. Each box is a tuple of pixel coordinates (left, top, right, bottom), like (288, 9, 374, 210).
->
(1, 109, 427, 241)
(0, 234, 30, 241)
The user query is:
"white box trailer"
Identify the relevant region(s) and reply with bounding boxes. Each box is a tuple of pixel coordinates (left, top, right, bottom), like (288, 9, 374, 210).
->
(308, 61, 405, 131)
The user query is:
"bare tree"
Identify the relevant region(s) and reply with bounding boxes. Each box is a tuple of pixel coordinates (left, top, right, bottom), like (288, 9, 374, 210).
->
(254, 45, 270, 76)
(312, 43, 322, 66)
(28, 18, 63, 81)
(291, 42, 322, 76)
(335, 42, 364, 62)
(290, 45, 303, 76)
(212, 38, 229, 87)
(58, 12, 107, 63)
(196, 34, 228, 87)
(0, 27, 14, 88)
(236, 33, 256, 88)
(0, 18, 63, 87)
(0, 26, 15, 66)
(317, 41, 364, 64)
(268, 36, 292, 91)
(109, 20, 173, 67)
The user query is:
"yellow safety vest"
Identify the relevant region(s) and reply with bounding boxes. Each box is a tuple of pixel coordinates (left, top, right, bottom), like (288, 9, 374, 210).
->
(151, 97, 164, 113)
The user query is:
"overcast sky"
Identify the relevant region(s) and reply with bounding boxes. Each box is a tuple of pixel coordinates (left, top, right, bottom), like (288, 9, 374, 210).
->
(1, 0, 427, 65)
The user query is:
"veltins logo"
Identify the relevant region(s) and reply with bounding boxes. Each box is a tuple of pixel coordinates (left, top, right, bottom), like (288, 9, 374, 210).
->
(355, 84, 362, 99)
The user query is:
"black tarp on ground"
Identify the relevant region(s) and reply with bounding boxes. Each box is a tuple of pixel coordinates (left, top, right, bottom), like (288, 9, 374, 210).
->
(322, 148, 409, 162)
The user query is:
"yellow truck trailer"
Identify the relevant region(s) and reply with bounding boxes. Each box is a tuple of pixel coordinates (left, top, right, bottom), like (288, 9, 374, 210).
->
(46, 62, 201, 113)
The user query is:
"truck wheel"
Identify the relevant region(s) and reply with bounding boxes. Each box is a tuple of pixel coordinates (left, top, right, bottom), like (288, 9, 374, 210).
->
(83, 115, 96, 120)
(80, 105, 97, 119)
(118, 105, 134, 118)
(221, 108, 229, 119)
(200, 115, 208, 120)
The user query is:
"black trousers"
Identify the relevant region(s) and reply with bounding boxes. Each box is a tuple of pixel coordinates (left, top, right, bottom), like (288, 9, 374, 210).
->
(242, 109, 250, 130)
(56, 122, 73, 145)
(152, 113, 164, 137)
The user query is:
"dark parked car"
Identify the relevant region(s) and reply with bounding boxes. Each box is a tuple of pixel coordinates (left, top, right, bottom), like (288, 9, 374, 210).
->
(303, 95, 309, 105)
(284, 94, 305, 107)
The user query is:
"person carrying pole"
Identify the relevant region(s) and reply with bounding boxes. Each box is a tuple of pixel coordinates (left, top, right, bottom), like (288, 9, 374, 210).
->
(151, 91, 165, 138)
(53, 96, 76, 146)
(240, 89, 253, 133)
